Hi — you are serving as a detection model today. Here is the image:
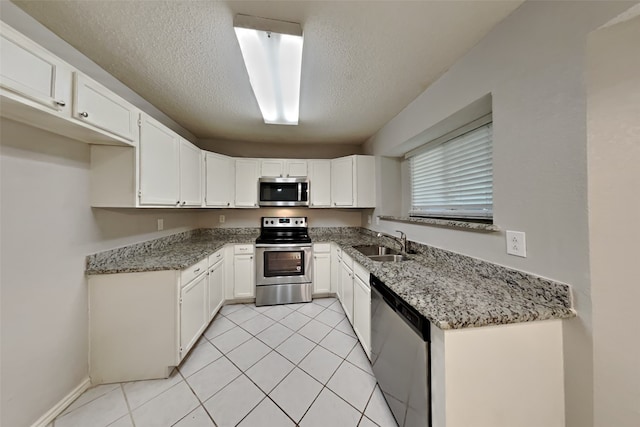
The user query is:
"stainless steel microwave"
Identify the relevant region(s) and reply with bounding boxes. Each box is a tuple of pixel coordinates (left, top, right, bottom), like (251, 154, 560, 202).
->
(258, 177, 309, 207)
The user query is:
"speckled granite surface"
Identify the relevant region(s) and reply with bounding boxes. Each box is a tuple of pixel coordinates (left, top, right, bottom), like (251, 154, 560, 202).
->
(378, 215, 500, 232)
(87, 227, 574, 329)
(86, 228, 259, 274)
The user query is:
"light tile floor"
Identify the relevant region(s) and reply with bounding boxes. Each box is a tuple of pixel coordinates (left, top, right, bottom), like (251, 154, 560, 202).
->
(51, 297, 398, 427)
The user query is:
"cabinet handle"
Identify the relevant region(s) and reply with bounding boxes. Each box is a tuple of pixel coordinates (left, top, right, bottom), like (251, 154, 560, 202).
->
(175, 201, 180, 206)
(250, 256, 253, 259)
(79, 111, 89, 118)
(194, 268, 201, 274)
(333, 202, 337, 206)
(181, 201, 186, 206)
(55, 100, 66, 107)
(226, 202, 230, 206)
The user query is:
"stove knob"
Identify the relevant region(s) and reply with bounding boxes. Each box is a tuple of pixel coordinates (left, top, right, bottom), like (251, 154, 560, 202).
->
(295, 220, 299, 224)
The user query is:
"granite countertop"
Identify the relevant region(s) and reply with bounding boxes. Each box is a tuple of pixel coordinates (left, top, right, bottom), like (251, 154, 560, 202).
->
(86, 230, 259, 275)
(87, 228, 575, 330)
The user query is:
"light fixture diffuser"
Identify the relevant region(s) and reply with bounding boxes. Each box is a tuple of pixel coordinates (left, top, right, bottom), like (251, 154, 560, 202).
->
(234, 15, 303, 125)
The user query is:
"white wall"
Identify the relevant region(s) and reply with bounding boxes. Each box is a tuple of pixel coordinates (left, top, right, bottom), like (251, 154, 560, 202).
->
(198, 207, 362, 229)
(587, 14, 640, 427)
(362, 2, 637, 426)
(198, 138, 362, 159)
(0, 119, 199, 427)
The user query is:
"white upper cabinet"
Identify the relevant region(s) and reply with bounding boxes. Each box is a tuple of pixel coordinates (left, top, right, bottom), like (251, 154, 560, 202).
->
(285, 160, 307, 177)
(139, 114, 180, 206)
(260, 159, 307, 177)
(204, 151, 234, 207)
(179, 139, 202, 206)
(260, 159, 284, 177)
(308, 160, 331, 207)
(1, 22, 138, 146)
(331, 155, 375, 208)
(0, 22, 71, 113)
(235, 159, 260, 208)
(331, 157, 354, 207)
(73, 73, 138, 143)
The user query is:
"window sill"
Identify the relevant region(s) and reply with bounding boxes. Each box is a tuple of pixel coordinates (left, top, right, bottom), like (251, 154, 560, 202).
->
(377, 216, 500, 232)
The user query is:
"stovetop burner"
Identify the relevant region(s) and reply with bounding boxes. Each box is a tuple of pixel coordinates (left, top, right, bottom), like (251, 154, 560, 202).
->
(256, 216, 311, 245)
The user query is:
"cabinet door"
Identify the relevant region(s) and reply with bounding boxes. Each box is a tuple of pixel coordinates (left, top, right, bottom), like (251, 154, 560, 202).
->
(234, 254, 255, 298)
(308, 160, 331, 207)
(139, 115, 180, 206)
(208, 260, 224, 320)
(331, 157, 354, 207)
(235, 159, 259, 207)
(0, 23, 71, 113)
(330, 244, 339, 294)
(205, 152, 234, 207)
(313, 252, 331, 295)
(179, 139, 202, 206)
(285, 160, 307, 177)
(180, 273, 208, 358)
(73, 73, 138, 142)
(353, 275, 371, 358)
(260, 159, 284, 177)
(341, 263, 354, 323)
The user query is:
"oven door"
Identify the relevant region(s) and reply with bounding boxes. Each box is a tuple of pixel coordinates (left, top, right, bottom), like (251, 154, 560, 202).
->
(256, 245, 312, 286)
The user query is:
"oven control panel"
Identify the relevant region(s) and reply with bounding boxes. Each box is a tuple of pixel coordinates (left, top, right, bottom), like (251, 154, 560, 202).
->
(262, 217, 307, 228)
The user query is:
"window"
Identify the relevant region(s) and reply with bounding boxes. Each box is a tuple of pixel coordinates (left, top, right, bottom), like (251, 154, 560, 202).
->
(407, 115, 493, 221)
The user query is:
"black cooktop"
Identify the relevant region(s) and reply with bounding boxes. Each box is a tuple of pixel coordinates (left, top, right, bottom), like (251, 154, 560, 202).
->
(256, 216, 311, 245)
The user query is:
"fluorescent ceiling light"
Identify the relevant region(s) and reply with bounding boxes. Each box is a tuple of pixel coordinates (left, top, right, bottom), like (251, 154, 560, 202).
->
(234, 14, 303, 125)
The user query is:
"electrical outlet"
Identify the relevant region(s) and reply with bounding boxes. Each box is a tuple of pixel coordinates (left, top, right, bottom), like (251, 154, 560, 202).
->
(157, 219, 164, 231)
(375, 216, 380, 225)
(506, 231, 526, 257)
(219, 215, 225, 224)
(367, 215, 372, 225)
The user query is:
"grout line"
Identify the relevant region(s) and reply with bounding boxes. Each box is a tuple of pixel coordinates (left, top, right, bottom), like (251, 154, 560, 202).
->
(175, 369, 219, 427)
(119, 383, 137, 427)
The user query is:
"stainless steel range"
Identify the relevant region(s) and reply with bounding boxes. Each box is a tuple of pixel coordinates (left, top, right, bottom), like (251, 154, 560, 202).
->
(255, 217, 313, 306)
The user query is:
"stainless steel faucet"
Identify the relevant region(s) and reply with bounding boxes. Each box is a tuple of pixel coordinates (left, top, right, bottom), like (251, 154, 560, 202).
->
(376, 231, 409, 253)
(395, 230, 408, 253)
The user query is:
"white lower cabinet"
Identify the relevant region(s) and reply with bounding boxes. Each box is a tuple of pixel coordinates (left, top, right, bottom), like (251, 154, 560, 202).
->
(313, 243, 331, 295)
(340, 252, 354, 323)
(88, 256, 214, 384)
(353, 263, 371, 358)
(179, 271, 208, 357)
(233, 245, 255, 299)
(208, 251, 225, 319)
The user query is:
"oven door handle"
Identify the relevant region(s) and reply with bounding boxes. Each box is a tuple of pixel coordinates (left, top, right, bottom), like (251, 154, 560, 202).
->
(255, 243, 312, 248)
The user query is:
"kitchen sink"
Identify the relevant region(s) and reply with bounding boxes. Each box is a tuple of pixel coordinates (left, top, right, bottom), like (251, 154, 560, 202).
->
(368, 254, 409, 262)
(353, 245, 400, 256)
(353, 245, 408, 262)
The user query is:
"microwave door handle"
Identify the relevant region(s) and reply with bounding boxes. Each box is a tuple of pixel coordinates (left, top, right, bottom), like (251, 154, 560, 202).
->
(298, 182, 302, 201)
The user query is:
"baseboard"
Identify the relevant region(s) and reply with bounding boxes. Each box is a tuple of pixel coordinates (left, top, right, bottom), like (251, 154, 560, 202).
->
(30, 377, 91, 427)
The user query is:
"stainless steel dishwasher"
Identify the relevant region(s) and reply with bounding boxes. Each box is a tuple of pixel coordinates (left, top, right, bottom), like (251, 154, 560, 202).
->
(370, 274, 431, 427)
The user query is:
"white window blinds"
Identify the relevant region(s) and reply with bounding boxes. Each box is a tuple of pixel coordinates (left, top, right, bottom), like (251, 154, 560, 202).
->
(409, 121, 493, 220)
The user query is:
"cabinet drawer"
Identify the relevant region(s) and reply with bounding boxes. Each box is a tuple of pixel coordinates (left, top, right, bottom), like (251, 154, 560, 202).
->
(342, 251, 353, 271)
(234, 244, 254, 255)
(181, 258, 207, 286)
(354, 262, 369, 285)
(313, 243, 331, 253)
(208, 249, 224, 266)
(335, 245, 343, 258)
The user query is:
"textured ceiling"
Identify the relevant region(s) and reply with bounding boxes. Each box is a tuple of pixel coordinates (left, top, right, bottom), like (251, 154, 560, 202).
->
(13, 0, 523, 145)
